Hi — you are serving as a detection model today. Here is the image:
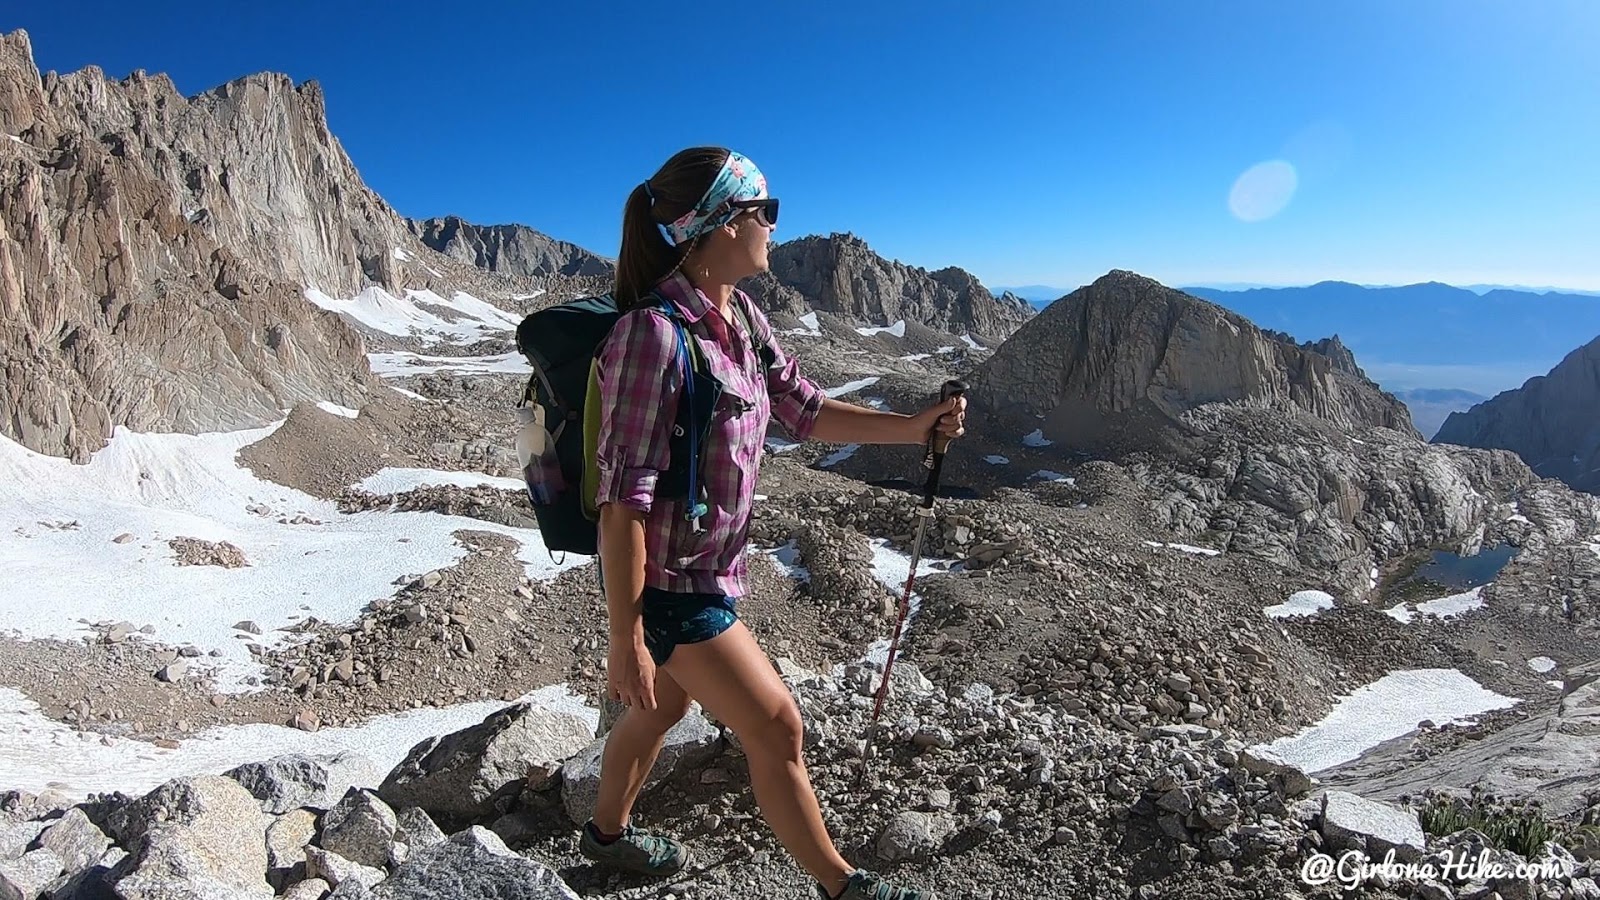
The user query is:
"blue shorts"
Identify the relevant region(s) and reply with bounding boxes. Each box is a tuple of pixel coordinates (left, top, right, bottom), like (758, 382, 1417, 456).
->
(640, 586, 738, 666)
(595, 563, 739, 666)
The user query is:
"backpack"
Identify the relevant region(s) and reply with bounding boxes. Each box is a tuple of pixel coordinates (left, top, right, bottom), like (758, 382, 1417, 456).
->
(512, 289, 774, 558)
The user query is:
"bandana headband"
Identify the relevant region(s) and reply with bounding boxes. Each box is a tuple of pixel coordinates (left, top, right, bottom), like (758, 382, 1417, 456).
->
(657, 151, 769, 246)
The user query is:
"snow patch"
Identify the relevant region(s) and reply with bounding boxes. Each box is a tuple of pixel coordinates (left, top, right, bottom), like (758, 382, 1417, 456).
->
(355, 468, 524, 495)
(1383, 602, 1415, 624)
(305, 287, 519, 343)
(368, 351, 526, 378)
(1022, 429, 1053, 447)
(387, 385, 438, 403)
(1144, 541, 1222, 557)
(1414, 586, 1486, 619)
(899, 353, 932, 362)
(960, 334, 982, 350)
(316, 401, 359, 419)
(1528, 656, 1557, 674)
(0, 683, 594, 801)
(825, 377, 881, 398)
(818, 444, 860, 468)
(984, 455, 1010, 465)
(858, 539, 948, 670)
(783, 311, 823, 337)
(765, 435, 801, 453)
(763, 539, 811, 583)
(1250, 669, 1519, 773)
(1029, 470, 1074, 484)
(0, 425, 586, 691)
(1264, 590, 1336, 619)
(855, 321, 907, 339)
(391, 247, 412, 261)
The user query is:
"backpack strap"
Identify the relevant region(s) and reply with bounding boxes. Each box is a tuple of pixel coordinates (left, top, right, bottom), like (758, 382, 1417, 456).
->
(580, 291, 712, 531)
(730, 292, 778, 370)
(656, 295, 710, 532)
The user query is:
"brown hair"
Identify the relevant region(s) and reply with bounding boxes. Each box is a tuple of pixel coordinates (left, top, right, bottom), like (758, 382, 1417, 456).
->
(614, 146, 731, 311)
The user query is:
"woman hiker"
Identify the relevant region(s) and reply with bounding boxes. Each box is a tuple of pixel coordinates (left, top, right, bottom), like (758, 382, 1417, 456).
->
(580, 146, 965, 900)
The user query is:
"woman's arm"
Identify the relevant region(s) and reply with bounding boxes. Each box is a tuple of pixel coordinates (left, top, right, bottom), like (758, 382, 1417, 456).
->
(807, 397, 921, 444)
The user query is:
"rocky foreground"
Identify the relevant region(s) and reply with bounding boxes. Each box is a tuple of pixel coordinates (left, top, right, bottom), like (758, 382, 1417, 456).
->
(4, 647, 1599, 900)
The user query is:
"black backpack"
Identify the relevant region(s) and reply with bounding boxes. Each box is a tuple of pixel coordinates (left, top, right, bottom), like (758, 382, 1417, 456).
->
(513, 290, 773, 557)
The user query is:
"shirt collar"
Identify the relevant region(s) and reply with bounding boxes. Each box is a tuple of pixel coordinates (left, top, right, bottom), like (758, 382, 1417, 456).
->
(655, 270, 752, 326)
(652, 270, 711, 323)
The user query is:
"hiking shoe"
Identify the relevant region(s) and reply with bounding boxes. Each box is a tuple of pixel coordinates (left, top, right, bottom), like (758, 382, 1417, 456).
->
(578, 821, 688, 877)
(818, 869, 936, 900)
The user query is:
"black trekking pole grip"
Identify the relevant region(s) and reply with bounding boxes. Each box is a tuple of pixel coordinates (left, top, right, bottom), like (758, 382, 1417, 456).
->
(920, 379, 967, 507)
(931, 379, 967, 454)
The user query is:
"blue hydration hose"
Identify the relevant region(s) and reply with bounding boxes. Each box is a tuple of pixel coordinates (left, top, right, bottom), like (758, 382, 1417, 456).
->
(663, 298, 708, 531)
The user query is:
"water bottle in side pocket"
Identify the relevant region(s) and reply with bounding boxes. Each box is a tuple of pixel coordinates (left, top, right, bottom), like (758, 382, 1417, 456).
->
(516, 404, 565, 506)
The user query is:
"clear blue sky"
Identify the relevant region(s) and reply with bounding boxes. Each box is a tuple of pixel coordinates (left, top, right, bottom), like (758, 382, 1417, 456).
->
(13, 1, 1600, 292)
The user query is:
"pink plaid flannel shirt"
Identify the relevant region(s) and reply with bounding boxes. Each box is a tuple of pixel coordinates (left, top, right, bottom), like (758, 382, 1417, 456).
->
(593, 271, 824, 596)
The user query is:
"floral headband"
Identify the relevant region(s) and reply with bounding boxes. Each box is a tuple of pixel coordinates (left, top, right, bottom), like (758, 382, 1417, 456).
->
(648, 151, 772, 246)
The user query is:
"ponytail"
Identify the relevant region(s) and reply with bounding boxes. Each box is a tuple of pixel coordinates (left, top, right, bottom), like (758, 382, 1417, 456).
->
(615, 182, 686, 311)
(613, 147, 730, 311)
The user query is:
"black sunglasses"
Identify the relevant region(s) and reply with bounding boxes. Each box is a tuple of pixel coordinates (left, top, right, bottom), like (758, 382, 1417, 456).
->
(727, 197, 779, 228)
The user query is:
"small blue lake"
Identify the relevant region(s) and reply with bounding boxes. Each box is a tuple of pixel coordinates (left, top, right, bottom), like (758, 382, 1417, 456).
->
(1414, 544, 1518, 590)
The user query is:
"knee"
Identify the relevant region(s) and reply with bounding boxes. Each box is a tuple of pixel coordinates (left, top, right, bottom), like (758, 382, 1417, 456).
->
(739, 700, 805, 762)
(634, 692, 691, 734)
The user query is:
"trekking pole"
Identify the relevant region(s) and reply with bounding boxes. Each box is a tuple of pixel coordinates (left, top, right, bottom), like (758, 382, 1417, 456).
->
(861, 378, 967, 772)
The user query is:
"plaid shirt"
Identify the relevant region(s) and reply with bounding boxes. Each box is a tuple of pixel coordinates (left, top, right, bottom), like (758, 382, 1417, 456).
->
(594, 272, 824, 596)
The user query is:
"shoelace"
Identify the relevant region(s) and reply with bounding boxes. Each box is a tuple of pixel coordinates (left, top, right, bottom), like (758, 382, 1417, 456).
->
(852, 872, 919, 900)
(620, 825, 676, 865)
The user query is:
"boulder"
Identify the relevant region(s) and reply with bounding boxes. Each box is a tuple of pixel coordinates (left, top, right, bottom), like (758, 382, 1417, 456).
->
(367, 827, 578, 899)
(106, 776, 271, 899)
(561, 708, 722, 825)
(319, 791, 397, 870)
(1319, 790, 1425, 862)
(225, 753, 388, 815)
(379, 704, 591, 826)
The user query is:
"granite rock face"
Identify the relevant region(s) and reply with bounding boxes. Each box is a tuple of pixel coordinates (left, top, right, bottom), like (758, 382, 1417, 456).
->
(967, 270, 1418, 455)
(748, 232, 1033, 339)
(0, 28, 383, 460)
(1435, 334, 1600, 494)
(407, 217, 613, 279)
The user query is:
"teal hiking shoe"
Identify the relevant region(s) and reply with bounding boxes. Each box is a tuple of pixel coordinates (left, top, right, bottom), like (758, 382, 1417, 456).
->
(818, 869, 937, 900)
(578, 821, 688, 877)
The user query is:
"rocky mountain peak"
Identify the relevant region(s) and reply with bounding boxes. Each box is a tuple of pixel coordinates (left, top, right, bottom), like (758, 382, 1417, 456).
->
(968, 270, 1418, 453)
(759, 232, 1033, 339)
(0, 29, 45, 134)
(407, 216, 613, 279)
(1434, 334, 1600, 493)
(0, 30, 392, 460)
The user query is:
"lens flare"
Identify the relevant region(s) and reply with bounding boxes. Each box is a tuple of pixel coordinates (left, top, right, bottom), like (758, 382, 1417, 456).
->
(1228, 160, 1298, 222)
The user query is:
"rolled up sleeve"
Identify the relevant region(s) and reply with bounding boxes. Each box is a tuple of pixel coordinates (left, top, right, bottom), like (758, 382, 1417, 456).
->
(594, 310, 682, 514)
(745, 298, 825, 441)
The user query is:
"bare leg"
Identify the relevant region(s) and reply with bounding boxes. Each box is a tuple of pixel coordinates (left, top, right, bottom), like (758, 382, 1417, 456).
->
(664, 621, 855, 896)
(590, 667, 691, 833)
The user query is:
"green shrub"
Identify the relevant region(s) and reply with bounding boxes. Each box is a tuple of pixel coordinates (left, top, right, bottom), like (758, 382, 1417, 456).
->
(1417, 790, 1582, 859)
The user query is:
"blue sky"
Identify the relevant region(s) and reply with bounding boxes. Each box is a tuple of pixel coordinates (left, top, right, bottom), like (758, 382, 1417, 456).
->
(13, 1, 1600, 292)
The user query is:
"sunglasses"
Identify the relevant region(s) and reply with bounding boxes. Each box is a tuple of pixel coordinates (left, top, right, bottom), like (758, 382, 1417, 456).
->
(727, 197, 779, 229)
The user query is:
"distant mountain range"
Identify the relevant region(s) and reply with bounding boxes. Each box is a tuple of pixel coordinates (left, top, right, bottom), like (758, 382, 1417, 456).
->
(1391, 389, 1489, 441)
(999, 281, 1600, 397)
(996, 282, 1600, 304)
